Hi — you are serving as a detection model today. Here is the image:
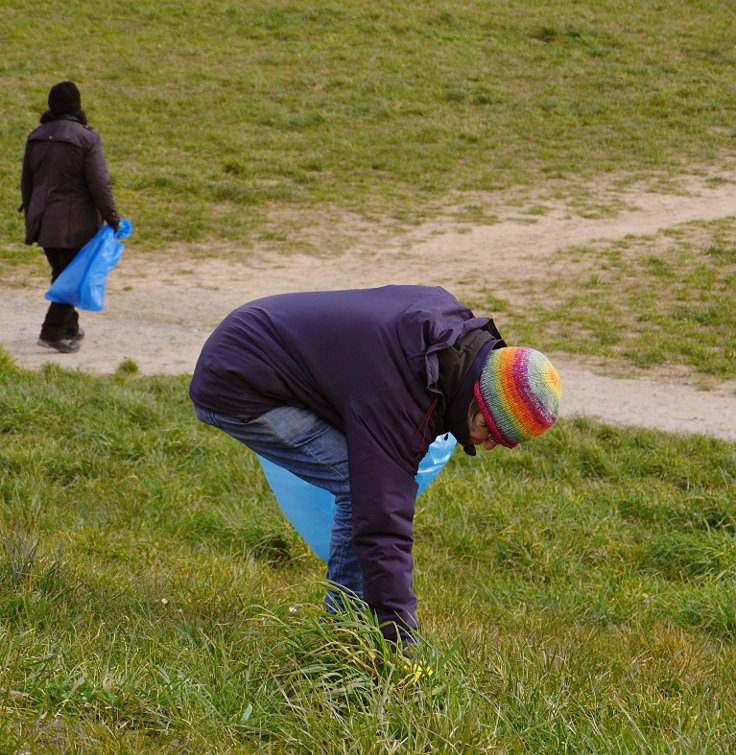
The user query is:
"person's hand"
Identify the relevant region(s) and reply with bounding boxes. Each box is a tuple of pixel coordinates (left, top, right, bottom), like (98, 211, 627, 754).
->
(108, 219, 120, 234)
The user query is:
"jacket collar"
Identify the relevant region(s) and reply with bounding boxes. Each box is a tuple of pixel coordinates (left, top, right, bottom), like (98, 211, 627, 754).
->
(442, 336, 504, 456)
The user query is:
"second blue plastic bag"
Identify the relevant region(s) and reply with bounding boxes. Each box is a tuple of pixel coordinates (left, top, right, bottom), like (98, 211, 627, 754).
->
(45, 220, 132, 311)
(258, 433, 457, 561)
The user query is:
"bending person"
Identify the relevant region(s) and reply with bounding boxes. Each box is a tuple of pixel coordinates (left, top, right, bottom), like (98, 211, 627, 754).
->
(189, 285, 561, 646)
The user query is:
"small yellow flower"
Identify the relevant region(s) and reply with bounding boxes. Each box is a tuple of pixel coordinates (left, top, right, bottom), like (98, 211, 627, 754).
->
(400, 657, 434, 683)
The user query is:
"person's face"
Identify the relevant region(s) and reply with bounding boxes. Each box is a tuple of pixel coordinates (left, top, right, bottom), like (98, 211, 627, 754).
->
(467, 411, 499, 451)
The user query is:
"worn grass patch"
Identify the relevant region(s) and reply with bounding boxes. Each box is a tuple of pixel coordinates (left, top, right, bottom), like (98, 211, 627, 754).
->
(473, 215, 736, 378)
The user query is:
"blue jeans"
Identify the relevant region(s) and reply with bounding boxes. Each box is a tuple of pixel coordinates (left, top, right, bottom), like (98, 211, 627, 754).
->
(193, 404, 364, 610)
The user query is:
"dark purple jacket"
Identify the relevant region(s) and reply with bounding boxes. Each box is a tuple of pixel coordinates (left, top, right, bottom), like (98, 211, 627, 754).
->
(189, 285, 504, 640)
(21, 115, 119, 249)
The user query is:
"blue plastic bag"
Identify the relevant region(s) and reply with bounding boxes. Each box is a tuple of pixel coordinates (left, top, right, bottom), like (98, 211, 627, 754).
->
(45, 220, 132, 311)
(258, 433, 457, 561)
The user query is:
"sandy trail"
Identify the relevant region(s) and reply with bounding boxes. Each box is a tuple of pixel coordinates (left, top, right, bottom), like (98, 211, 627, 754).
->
(2, 174, 735, 442)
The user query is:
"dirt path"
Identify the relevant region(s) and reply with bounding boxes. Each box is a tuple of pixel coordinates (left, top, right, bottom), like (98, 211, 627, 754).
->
(2, 173, 735, 442)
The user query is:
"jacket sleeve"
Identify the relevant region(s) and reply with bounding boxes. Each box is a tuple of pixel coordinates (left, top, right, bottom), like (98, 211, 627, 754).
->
(20, 141, 32, 212)
(84, 134, 120, 227)
(343, 391, 424, 644)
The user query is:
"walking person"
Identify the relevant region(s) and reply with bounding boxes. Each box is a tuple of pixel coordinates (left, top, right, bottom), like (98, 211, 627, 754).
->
(190, 285, 562, 647)
(20, 81, 121, 353)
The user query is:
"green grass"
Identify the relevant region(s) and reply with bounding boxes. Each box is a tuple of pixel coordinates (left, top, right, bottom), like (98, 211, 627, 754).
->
(1, 350, 735, 751)
(3, 0, 736, 249)
(3, 1, 736, 749)
(468, 215, 736, 378)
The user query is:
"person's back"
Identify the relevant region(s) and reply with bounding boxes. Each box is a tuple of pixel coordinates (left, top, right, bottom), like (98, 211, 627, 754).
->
(189, 285, 490, 434)
(23, 116, 111, 249)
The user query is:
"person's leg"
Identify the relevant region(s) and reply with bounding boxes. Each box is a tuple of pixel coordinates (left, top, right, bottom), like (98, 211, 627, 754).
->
(193, 404, 364, 604)
(40, 302, 79, 342)
(40, 248, 80, 344)
(324, 490, 362, 612)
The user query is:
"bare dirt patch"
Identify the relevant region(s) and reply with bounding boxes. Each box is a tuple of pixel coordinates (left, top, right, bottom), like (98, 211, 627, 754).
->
(3, 172, 735, 442)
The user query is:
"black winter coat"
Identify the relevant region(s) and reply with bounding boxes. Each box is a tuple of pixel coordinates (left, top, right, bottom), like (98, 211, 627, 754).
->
(20, 115, 119, 249)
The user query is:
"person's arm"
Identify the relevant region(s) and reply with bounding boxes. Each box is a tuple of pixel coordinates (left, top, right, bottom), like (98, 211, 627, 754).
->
(343, 394, 423, 646)
(19, 141, 32, 213)
(84, 134, 120, 231)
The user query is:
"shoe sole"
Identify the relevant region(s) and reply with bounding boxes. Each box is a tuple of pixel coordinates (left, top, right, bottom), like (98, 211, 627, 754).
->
(37, 338, 80, 354)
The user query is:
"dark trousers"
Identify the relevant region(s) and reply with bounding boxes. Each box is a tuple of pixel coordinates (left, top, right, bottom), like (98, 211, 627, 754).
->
(41, 248, 80, 340)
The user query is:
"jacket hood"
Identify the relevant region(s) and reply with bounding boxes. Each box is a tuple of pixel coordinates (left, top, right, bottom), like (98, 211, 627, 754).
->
(445, 339, 504, 455)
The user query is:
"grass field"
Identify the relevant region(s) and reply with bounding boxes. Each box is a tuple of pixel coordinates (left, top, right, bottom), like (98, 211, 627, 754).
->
(3, 0, 736, 751)
(2, 0, 736, 248)
(1, 353, 735, 752)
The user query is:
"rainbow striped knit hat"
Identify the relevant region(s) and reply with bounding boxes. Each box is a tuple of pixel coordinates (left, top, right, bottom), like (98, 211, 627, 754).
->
(473, 347, 561, 448)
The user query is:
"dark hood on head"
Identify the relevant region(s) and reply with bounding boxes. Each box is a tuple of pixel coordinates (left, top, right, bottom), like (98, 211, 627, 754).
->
(439, 330, 505, 456)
